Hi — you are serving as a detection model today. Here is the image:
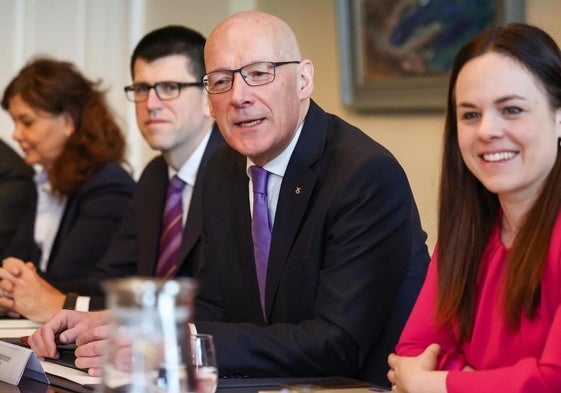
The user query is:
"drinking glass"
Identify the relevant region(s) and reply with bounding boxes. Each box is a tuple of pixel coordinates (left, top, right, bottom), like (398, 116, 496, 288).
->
(100, 277, 198, 393)
(190, 334, 218, 393)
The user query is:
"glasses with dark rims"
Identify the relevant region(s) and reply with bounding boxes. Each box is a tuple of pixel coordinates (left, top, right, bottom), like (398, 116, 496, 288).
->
(202, 61, 301, 94)
(124, 81, 203, 102)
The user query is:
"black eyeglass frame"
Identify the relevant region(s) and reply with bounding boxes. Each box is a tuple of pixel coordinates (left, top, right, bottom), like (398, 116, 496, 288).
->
(123, 81, 203, 102)
(202, 61, 301, 94)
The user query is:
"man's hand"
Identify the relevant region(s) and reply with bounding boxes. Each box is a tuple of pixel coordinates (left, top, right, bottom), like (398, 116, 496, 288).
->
(28, 309, 110, 376)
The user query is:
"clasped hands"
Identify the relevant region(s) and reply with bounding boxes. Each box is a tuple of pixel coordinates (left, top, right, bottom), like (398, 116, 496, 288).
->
(0, 257, 66, 322)
(387, 344, 448, 393)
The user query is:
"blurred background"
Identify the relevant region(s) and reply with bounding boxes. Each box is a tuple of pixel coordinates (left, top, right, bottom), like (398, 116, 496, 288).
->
(0, 0, 558, 251)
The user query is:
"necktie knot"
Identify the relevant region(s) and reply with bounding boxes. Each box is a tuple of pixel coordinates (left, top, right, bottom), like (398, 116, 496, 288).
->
(250, 166, 269, 195)
(169, 175, 187, 193)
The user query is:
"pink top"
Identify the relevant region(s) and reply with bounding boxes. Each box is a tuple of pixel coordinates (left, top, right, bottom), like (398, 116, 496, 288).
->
(396, 212, 561, 392)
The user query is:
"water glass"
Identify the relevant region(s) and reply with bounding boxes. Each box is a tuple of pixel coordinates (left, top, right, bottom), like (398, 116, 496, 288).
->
(100, 277, 198, 393)
(190, 334, 218, 393)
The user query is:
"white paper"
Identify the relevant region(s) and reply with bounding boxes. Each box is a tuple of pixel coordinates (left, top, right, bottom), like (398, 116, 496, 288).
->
(40, 360, 101, 386)
(0, 319, 41, 330)
(0, 328, 37, 339)
(0, 318, 40, 339)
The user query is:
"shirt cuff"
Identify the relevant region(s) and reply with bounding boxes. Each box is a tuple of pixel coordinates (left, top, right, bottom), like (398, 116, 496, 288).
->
(75, 296, 91, 312)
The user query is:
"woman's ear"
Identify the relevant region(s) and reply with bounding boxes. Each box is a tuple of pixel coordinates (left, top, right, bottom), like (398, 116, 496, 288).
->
(61, 112, 75, 137)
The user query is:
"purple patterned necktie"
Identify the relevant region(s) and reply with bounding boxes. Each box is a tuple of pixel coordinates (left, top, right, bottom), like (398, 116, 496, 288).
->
(250, 166, 271, 318)
(156, 175, 186, 278)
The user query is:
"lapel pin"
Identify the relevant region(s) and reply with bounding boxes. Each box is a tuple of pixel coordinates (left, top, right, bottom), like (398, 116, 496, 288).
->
(295, 186, 302, 195)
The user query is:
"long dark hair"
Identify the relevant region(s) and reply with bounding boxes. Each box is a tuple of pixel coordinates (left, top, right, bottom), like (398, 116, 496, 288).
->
(1, 58, 126, 196)
(437, 23, 561, 341)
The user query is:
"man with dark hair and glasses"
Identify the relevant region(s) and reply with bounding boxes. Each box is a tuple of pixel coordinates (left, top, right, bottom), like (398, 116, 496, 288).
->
(29, 12, 428, 388)
(17, 25, 223, 318)
(76, 24, 224, 303)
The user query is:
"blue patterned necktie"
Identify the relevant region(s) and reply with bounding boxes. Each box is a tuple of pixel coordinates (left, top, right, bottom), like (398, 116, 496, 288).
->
(156, 175, 186, 278)
(250, 166, 271, 318)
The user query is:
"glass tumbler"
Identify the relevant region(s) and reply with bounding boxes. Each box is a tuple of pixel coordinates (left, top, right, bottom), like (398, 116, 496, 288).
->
(100, 277, 198, 393)
(190, 334, 218, 393)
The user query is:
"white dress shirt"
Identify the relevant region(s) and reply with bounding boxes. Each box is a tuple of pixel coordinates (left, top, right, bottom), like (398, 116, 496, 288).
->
(34, 169, 67, 272)
(246, 121, 304, 226)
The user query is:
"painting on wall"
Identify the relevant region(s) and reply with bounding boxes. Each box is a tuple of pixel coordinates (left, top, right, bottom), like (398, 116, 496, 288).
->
(337, 0, 526, 112)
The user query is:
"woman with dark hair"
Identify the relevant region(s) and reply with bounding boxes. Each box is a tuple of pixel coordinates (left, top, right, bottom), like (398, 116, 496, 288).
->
(388, 23, 561, 392)
(0, 58, 134, 321)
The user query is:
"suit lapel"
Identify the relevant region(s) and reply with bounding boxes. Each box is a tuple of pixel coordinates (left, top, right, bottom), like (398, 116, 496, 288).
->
(176, 125, 224, 272)
(264, 101, 327, 318)
(231, 154, 259, 299)
(138, 157, 168, 275)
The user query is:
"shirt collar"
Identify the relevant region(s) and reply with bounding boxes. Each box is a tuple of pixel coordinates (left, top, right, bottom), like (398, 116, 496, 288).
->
(246, 120, 305, 177)
(167, 126, 213, 185)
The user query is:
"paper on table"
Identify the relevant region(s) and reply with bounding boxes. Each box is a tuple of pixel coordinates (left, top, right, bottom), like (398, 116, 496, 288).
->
(40, 360, 101, 386)
(0, 319, 40, 329)
(0, 328, 37, 338)
(0, 319, 40, 339)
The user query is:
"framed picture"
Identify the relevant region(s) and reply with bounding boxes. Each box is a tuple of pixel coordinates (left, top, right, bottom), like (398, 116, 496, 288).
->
(337, 0, 525, 112)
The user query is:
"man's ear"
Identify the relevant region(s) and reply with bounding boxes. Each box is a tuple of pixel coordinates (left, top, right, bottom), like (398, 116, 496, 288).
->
(297, 59, 314, 99)
(202, 91, 213, 118)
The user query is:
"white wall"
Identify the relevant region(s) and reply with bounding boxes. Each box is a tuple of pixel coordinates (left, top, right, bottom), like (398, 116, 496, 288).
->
(0, 0, 144, 173)
(2, 0, 560, 250)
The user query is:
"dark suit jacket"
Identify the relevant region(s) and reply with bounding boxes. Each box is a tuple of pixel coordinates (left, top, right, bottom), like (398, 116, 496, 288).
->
(62, 126, 224, 308)
(195, 101, 429, 387)
(4, 161, 135, 283)
(0, 140, 35, 255)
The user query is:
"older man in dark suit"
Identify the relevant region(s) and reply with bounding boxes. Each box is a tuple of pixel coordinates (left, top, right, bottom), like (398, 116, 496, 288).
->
(192, 11, 429, 387)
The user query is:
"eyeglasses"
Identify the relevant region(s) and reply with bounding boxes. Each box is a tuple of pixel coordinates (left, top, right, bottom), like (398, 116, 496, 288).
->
(124, 81, 203, 102)
(202, 61, 301, 94)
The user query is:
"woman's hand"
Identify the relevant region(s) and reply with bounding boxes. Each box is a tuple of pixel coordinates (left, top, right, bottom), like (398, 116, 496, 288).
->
(0, 257, 65, 322)
(387, 344, 448, 393)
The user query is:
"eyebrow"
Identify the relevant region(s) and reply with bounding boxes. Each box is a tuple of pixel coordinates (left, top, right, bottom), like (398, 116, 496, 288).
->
(456, 94, 527, 109)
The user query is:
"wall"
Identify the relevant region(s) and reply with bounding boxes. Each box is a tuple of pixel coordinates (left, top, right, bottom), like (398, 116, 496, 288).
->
(255, 0, 561, 251)
(1, 0, 559, 250)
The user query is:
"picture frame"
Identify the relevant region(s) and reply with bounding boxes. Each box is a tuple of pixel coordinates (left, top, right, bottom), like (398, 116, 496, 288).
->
(337, 0, 526, 112)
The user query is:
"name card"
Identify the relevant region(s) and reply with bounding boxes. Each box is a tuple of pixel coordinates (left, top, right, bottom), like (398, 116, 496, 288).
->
(0, 341, 49, 385)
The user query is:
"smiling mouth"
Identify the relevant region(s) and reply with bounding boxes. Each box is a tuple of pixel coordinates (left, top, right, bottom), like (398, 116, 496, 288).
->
(237, 119, 262, 127)
(482, 151, 517, 162)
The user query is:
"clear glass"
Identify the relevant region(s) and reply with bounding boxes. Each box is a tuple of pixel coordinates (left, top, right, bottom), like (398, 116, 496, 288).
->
(190, 334, 218, 393)
(99, 277, 198, 393)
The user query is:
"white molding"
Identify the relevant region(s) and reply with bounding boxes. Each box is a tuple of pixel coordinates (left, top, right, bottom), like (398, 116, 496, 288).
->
(0, 0, 146, 174)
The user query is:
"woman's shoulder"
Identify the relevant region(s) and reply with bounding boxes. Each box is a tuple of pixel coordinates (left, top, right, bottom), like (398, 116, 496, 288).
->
(79, 161, 135, 192)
